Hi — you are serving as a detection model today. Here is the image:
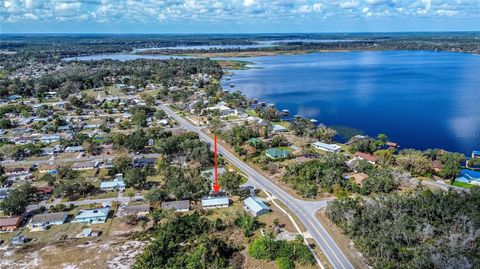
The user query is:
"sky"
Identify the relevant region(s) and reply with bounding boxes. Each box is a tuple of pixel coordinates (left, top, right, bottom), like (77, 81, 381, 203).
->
(1, 0, 479, 33)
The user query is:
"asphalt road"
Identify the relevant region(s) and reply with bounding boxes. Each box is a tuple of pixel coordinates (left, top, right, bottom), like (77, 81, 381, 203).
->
(160, 104, 354, 269)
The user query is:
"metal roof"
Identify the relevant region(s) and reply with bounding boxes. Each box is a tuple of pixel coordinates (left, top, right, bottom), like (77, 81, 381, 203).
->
(244, 196, 270, 213)
(201, 196, 229, 207)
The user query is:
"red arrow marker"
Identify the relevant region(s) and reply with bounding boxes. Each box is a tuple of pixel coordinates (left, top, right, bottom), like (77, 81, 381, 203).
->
(213, 134, 220, 193)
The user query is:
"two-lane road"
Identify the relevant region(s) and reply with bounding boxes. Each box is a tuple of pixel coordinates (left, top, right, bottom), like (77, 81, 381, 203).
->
(160, 104, 354, 269)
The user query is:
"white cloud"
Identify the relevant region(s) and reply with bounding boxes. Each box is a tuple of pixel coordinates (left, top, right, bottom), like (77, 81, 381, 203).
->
(339, 1, 359, 9)
(243, 0, 255, 7)
(0, 0, 478, 26)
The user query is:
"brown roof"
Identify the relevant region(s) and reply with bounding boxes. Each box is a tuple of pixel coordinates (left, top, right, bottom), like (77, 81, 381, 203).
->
(0, 216, 22, 228)
(39, 164, 56, 171)
(354, 152, 377, 162)
(386, 142, 398, 147)
(432, 160, 443, 170)
(36, 186, 55, 194)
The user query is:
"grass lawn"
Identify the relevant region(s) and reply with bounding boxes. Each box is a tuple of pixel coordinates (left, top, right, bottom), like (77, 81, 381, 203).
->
(453, 181, 475, 188)
(272, 121, 291, 129)
(224, 115, 240, 121)
(245, 109, 258, 117)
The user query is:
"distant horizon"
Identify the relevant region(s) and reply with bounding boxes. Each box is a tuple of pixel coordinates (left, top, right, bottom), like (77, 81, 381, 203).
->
(2, 31, 480, 35)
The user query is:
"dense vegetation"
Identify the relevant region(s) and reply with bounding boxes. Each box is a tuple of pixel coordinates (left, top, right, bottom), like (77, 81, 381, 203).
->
(0, 58, 222, 98)
(134, 213, 241, 269)
(326, 188, 480, 269)
(248, 232, 315, 269)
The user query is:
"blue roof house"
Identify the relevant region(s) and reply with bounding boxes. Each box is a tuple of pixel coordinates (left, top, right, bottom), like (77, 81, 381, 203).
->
(100, 180, 126, 191)
(456, 169, 480, 185)
(74, 207, 110, 224)
(201, 196, 229, 209)
(243, 196, 270, 216)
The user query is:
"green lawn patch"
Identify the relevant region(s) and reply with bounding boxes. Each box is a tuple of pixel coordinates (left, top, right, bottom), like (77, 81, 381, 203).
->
(453, 181, 475, 189)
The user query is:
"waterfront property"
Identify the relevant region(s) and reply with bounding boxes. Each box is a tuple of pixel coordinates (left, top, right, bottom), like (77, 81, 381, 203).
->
(354, 151, 378, 164)
(313, 141, 341, 153)
(473, 150, 480, 159)
(74, 207, 110, 224)
(456, 169, 480, 185)
(265, 148, 290, 159)
(201, 196, 230, 209)
(271, 124, 288, 133)
(243, 196, 270, 216)
(0, 216, 23, 231)
(161, 200, 190, 212)
(31, 212, 68, 230)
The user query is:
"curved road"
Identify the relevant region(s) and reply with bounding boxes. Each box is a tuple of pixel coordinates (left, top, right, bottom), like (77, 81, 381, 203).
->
(160, 104, 354, 269)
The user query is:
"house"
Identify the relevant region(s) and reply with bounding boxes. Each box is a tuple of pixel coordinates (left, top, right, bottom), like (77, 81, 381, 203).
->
(472, 150, 480, 159)
(40, 147, 55, 156)
(32, 117, 49, 123)
(100, 180, 126, 191)
(158, 119, 169, 125)
(133, 157, 156, 168)
(36, 186, 55, 198)
(4, 167, 29, 176)
(201, 195, 230, 209)
(249, 138, 264, 148)
(386, 142, 398, 149)
(14, 136, 36, 145)
(41, 135, 60, 143)
(162, 200, 190, 212)
(64, 146, 84, 153)
(312, 141, 341, 153)
(0, 217, 23, 231)
(30, 212, 68, 230)
(432, 160, 443, 173)
(271, 124, 288, 133)
(74, 207, 110, 224)
(201, 167, 226, 183)
(206, 103, 235, 116)
(71, 161, 98, 171)
(456, 169, 480, 185)
(265, 148, 290, 159)
(38, 164, 57, 174)
(354, 152, 377, 164)
(344, 172, 369, 185)
(243, 196, 270, 216)
(124, 204, 151, 216)
(83, 124, 101, 129)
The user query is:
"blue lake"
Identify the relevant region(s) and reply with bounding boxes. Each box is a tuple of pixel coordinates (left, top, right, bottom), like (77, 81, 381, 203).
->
(221, 51, 480, 154)
(65, 50, 480, 154)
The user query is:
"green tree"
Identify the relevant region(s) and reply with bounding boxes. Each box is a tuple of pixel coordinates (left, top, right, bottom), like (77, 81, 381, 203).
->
(0, 184, 32, 215)
(113, 155, 133, 174)
(219, 171, 243, 195)
(133, 109, 148, 127)
(124, 168, 147, 189)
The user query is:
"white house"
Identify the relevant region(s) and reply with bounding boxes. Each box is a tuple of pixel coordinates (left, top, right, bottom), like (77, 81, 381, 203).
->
(312, 141, 341, 153)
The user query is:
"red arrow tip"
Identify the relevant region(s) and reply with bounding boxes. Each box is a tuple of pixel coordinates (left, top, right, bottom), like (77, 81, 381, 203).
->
(213, 183, 220, 193)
